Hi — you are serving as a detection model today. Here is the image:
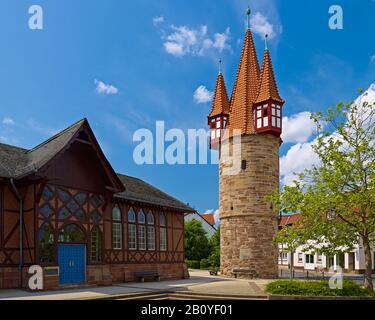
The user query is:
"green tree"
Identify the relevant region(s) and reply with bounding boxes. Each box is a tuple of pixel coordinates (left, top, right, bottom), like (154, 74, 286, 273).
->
(208, 227, 220, 267)
(273, 91, 375, 290)
(184, 219, 210, 261)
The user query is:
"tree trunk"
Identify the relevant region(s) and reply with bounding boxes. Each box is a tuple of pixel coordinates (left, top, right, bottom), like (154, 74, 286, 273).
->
(363, 237, 373, 291)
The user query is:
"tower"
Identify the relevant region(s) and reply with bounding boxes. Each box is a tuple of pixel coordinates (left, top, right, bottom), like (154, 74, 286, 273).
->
(208, 10, 284, 279)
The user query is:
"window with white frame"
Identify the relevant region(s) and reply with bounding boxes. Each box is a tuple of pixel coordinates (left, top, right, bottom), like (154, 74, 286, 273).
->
(138, 225, 146, 250)
(112, 206, 122, 250)
(317, 254, 323, 264)
(305, 254, 314, 264)
(147, 226, 155, 250)
(138, 210, 146, 250)
(160, 227, 167, 251)
(298, 253, 303, 263)
(128, 224, 136, 250)
(271, 104, 281, 128)
(159, 213, 167, 251)
(280, 252, 288, 261)
(147, 211, 155, 250)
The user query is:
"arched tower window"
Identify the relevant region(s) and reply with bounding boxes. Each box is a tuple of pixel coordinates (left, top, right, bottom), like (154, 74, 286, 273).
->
(39, 223, 55, 263)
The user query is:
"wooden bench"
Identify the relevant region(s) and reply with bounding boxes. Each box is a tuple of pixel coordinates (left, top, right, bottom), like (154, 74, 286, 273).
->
(135, 270, 160, 282)
(232, 268, 258, 279)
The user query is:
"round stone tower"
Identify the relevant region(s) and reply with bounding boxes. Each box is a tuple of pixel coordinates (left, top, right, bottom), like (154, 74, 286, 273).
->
(208, 11, 284, 279)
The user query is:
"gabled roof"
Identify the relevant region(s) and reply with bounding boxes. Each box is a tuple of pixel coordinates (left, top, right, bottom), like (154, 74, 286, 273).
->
(115, 174, 195, 213)
(0, 119, 84, 179)
(208, 73, 230, 118)
(279, 214, 302, 227)
(255, 49, 283, 104)
(226, 29, 260, 135)
(0, 119, 124, 192)
(201, 213, 215, 226)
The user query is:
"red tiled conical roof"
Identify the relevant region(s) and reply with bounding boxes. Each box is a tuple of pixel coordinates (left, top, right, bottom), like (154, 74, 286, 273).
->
(208, 73, 230, 118)
(255, 49, 283, 104)
(227, 29, 260, 135)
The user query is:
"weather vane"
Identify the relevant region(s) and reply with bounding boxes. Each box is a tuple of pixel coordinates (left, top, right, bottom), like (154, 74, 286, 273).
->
(246, 7, 251, 29)
(218, 59, 222, 74)
(265, 34, 268, 49)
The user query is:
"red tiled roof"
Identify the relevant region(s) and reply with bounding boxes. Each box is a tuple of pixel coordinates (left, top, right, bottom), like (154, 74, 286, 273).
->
(201, 213, 215, 226)
(208, 73, 230, 118)
(278, 214, 302, 227)
(255, 49, 283, 104)
(226, 29, 260, 136)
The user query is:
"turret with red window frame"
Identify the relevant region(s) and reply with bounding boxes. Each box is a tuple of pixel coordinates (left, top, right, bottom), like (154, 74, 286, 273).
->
(208, 60, 230, 149)
(253, 35, 284, 137)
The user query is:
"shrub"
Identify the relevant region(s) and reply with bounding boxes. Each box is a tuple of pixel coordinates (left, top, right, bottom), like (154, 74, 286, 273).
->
(266, 279, 374, 297)
(200, 259, 211, 269)
(185, 260, 201, 269)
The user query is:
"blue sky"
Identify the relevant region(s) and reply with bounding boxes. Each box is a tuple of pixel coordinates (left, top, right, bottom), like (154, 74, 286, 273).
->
(0, 0, 374, 218)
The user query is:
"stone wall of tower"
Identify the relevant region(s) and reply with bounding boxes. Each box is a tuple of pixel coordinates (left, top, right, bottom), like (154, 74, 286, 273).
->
(219, 133, 280, 278)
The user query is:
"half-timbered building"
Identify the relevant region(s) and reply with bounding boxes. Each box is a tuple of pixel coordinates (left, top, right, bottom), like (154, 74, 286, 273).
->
(0, 119, 194, 289)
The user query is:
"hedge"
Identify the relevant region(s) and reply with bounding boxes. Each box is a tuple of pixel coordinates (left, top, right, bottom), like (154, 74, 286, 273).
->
(185, 260, 201, 269)
(266, 279, 374, 297)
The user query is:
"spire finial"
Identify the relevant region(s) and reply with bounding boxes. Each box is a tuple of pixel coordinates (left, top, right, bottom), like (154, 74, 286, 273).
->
(246, 7, 251, 29)
(218, 59, 222, 74)
(265, 34, 268, 50)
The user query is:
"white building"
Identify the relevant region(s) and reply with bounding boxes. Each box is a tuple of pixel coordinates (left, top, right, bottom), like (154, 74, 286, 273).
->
(278, 214, 375, 273)
(184, 212, 217, 239)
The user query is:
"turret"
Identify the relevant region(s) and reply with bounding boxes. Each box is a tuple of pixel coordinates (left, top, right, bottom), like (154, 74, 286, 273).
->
(208, 60, 230, 149)
(253, 35, 284, 137)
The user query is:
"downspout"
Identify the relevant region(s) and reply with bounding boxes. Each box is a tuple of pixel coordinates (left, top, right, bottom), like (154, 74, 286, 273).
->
(10, 178, 23, 288)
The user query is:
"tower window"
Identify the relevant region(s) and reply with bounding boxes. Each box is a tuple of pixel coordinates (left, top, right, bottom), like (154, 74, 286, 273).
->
(241, 160, 247, 170)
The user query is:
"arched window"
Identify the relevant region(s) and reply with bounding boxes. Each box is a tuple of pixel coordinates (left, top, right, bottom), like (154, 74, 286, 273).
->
(138, 210, 145, 224)
(112, 206, 122, 250)
(39, 223, 54, 263)
(138, 210, 146, 250)
(128, 208, 135, 222)
(112, 206, 121, 221)
(159, 212, 166, 227)
(147, 211, 154, 225)
(147, 211, 155, 251)
(58, 223, 85, 243)
(159, 213, 167, 251)
(91, 226, 102, 262)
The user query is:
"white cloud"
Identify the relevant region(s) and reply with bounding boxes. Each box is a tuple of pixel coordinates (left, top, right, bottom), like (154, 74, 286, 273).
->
(2, 117, 15, 125)
(280, 83, 375, 186)
(95, 80, 119, 95)
(280, 139, 320, 186)
(193, 85, 213, 104)
(250, 12, 277, 39)
(162, 25, 231, 57)
(152, 16, 164, 26)
(282, 112, 316, 144)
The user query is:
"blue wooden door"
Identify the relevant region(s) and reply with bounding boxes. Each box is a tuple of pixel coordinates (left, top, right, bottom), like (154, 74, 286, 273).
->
(58, 244, 86, 284)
